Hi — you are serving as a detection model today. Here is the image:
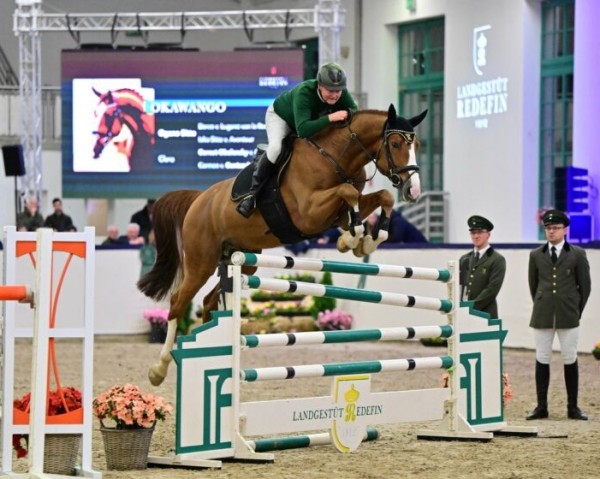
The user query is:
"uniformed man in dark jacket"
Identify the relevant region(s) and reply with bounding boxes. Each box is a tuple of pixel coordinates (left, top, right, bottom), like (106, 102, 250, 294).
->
(526, 209, 591, 421)
(459, 215, 506, 319)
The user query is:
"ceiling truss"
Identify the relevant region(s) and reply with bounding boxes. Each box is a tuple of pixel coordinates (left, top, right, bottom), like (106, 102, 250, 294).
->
(13, 0, 344, 204)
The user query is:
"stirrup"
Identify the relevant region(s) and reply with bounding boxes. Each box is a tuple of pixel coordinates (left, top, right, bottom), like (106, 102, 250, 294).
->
(236, 194, 256, 218)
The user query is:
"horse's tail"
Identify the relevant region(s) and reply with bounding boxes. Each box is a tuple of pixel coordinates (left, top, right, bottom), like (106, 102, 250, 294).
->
(137, 190, 201, 300)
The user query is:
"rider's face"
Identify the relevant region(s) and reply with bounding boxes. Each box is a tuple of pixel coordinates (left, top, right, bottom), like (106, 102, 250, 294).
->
(318, 85, 343, 104)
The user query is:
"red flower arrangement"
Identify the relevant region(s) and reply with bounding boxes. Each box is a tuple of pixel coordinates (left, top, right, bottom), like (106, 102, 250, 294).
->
(12, 386, 82, 458)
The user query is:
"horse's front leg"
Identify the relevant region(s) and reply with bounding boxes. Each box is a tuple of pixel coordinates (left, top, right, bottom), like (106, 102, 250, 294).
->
(353, 189, 395, 256)
(331, 184, 364, 252)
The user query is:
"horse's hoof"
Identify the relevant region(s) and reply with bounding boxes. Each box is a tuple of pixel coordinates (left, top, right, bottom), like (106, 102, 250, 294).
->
(352, 241, 366, 257)
(148, 365, 166, 386)
(340, 231, 360, 249)
(336, 237, 351, 253)
(361, 237, 377, 255)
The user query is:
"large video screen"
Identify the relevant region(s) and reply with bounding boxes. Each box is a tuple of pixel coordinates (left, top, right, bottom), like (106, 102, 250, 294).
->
(61, 49, 304, 198)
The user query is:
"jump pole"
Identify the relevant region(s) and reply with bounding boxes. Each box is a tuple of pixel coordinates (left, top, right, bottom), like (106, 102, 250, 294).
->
(249, 427, 379, 453)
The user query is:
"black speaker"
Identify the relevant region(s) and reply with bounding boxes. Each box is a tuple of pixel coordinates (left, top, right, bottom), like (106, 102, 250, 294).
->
(2, 144, 26, 177)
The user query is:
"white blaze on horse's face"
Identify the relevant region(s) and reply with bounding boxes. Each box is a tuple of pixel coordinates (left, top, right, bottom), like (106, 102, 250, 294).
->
(408, 144, 421, 200)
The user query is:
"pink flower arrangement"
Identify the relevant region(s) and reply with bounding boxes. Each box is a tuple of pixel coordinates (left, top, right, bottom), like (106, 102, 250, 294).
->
(92, 384, 172, 429)
(316, 309, 353, 331)
(143, 308, 169, 325)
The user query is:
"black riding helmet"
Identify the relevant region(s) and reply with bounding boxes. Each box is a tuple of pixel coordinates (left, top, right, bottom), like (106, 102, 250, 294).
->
(316, 63, 347, 91)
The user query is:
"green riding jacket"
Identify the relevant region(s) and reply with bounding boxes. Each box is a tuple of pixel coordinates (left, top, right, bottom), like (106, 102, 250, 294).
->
(273, 79, 358, 138)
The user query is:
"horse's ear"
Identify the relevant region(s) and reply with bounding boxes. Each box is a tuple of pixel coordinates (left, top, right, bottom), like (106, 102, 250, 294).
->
(92, 87, 102, 97)
(409, 110, 428, 128)
(387, 104, 397, 123)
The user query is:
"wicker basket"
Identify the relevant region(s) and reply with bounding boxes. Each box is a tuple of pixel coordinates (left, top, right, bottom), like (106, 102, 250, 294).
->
(100, 425, 155, 470)
(44, 434, 81, 475)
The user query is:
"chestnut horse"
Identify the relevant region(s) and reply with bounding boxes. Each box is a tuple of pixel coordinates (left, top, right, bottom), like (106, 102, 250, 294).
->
(138, 104, 427, 385)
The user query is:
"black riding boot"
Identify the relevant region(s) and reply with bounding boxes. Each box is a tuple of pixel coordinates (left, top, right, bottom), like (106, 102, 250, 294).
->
(526, 361, 550, 420)
(565, 360, 587, 420)
(236, 153, 274, 218)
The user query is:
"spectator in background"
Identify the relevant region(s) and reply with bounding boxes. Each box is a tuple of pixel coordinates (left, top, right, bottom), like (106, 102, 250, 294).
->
(387, 209, 428, 243)
(101, 225, 124, 245)
(316, 226, 342, 245)
(120, 223, 145, 245)
(16, 196, 44, 232)
(130, 199, 155, 242)
(285, 208, 426, 255)
(365, 209, 428, 243)
(44, 197, 76, 232)
(139, 229, 157, 278)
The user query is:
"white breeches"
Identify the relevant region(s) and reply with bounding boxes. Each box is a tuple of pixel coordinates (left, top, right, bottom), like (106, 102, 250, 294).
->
(533, 327, 579, 365)
(265, 104, 291, 163)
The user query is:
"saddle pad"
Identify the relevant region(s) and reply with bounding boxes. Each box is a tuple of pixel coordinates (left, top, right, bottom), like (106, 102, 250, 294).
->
(231, 163, 254, 201)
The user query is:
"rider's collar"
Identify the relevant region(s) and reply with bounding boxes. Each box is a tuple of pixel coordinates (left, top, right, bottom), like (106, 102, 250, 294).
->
(317, 87, 325, 103)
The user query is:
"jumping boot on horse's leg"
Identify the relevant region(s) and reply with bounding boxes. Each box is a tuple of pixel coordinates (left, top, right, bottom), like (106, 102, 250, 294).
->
(236, 153, 274, 218)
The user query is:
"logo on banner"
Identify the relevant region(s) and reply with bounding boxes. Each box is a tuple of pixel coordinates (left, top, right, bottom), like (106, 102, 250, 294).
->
(472, 25, 491, 76)
(456, 23, 509, 129)
(331, 375, 373, 452)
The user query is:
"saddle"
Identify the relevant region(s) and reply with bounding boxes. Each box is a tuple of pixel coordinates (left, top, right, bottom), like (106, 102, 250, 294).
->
(231, 136, 320, 244)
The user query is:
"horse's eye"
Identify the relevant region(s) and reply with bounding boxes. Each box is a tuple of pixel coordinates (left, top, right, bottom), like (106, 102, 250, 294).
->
(391, 142, 400, 149)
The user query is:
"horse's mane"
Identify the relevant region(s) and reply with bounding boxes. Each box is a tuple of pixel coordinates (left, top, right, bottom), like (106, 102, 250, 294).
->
(98, 88, 146, 110)
(113, 88, 145, 101)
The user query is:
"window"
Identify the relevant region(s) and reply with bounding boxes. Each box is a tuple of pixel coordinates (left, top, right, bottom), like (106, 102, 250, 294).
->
(539, 0, 575, 212)
(398, 18, 445, 193)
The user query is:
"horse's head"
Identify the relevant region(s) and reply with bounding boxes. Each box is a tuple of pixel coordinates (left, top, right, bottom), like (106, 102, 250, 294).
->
(376, 104, 427, 203)
(92, 106, 124, 159)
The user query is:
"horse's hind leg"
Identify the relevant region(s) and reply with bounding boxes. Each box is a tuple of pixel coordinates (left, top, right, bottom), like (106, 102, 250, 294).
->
(148, 256, 218, 386)
(200, 265, 258, 323)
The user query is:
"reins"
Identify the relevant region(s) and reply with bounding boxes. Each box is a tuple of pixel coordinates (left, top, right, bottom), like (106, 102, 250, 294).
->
(306, 122, 377, 185)
(306, 117, 419, 188)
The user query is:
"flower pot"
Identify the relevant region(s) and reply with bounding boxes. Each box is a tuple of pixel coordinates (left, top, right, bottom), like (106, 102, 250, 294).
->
(149, 322, 167, 343)
(44, 434, 81, 475)
(100, 425, 155, 470)
(593, 349, 600, 360)
(13, 406, 83, 425)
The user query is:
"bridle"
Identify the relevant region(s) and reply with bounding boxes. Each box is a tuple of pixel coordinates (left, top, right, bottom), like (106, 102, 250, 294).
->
(307, 119, 420, 191)
(381, 126, 419, 188)
(93, 107, 123, 143)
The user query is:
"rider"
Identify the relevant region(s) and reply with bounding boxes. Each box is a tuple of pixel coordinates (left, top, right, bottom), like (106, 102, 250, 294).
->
(236, 62, 359, 218)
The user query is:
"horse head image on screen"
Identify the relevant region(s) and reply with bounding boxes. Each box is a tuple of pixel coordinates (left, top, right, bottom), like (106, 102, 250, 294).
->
(92, 87, 156, 171)
(137, 104, 427, 386)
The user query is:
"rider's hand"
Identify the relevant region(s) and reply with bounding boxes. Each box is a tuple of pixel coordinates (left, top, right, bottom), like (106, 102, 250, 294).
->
(328, 110, 348, 123)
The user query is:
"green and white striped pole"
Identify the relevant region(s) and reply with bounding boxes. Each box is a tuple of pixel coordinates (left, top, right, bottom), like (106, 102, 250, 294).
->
(232, 251, 451, 282)
(242, 324, 453, 348)
(241, 356, 453, 382)
(242, 275, 453, 313)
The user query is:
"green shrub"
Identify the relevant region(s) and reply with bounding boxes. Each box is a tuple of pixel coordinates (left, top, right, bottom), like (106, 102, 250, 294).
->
(309, 271, 336, 318)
